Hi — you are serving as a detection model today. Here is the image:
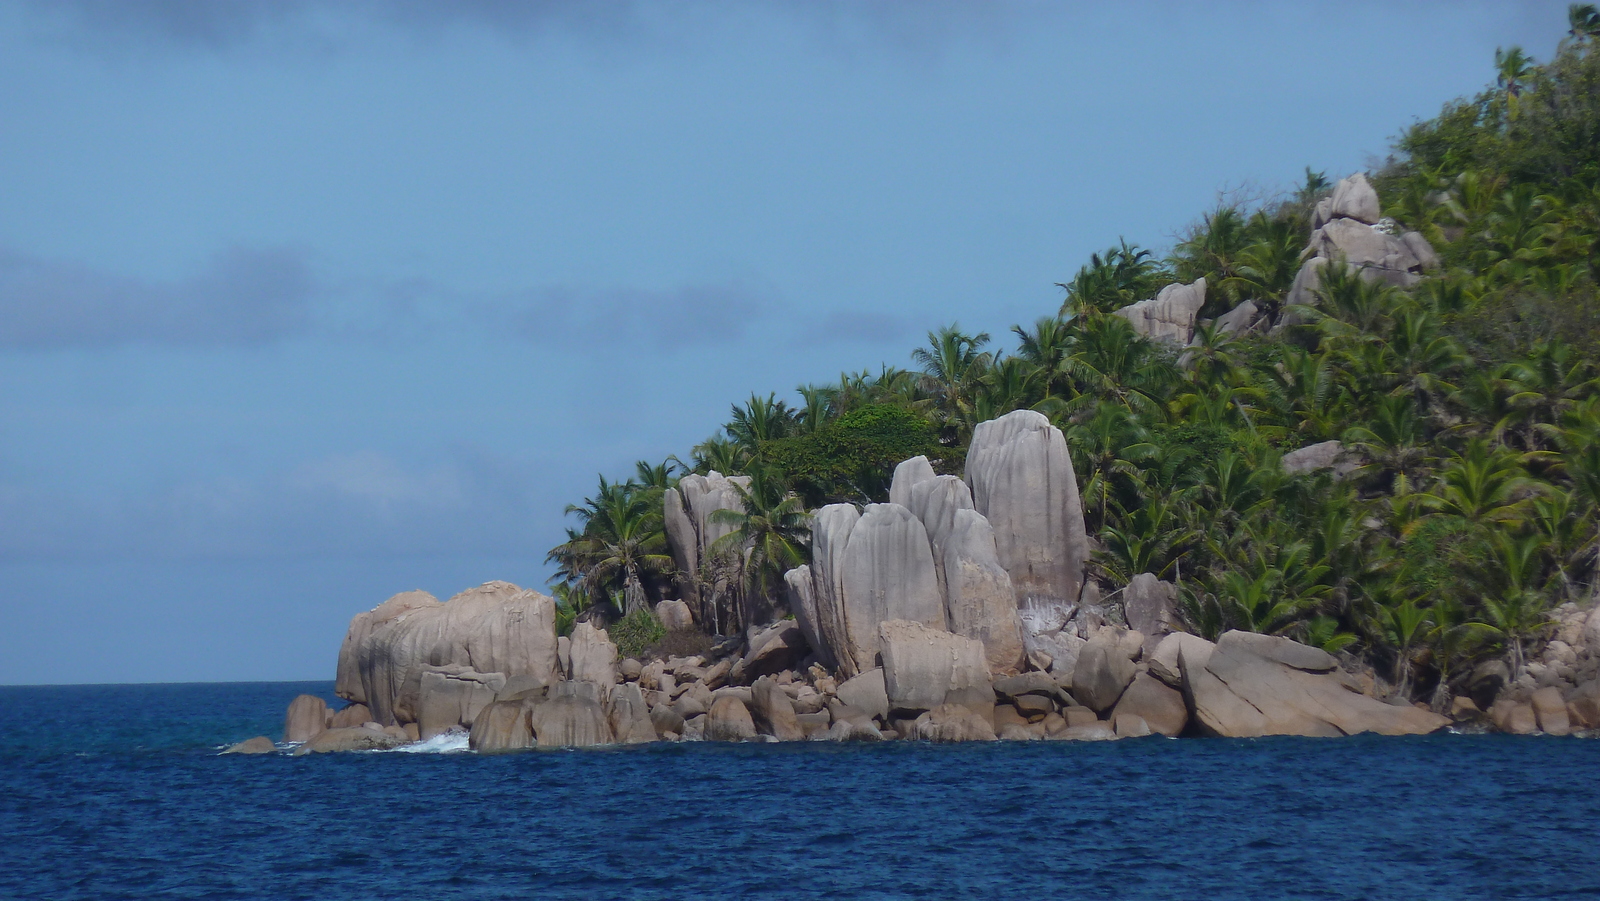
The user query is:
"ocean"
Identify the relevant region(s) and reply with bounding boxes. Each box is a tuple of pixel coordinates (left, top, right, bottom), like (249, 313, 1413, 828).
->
(1, 681, 1596, 900)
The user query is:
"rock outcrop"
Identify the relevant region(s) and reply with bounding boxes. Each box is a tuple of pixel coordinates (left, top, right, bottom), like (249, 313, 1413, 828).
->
(284, 694, 328, 743)
(417, 666, 506, 740)
(888, 455, 937, 508)
(832, 504, 945, 673)
(1112, 278, 1207, 345)
(1121, 574, 1177, 647)
(335, 589, 441, 704)
(353, 581, 558, 728)
(567, 622, 619, 690)
(941, 508, 1026, 673)
(531, 683, 613, 748)
(1182, 631, 1449, 737)
(965, 410, 1089, 609)
(1281, 441, 1360, 478)
(469, 699, 534, 752)
(878, 620, 992, 716)
(810, 503, 862, 675)
(783, 565, 834, 670)
(290, 725, 405, 755)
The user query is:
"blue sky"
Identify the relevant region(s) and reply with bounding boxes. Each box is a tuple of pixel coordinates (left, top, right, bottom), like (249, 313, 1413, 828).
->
(0, 0, 1575, 683)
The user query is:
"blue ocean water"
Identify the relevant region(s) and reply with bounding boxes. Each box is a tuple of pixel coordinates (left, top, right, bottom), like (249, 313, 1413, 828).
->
(1, 682, 1597, 901)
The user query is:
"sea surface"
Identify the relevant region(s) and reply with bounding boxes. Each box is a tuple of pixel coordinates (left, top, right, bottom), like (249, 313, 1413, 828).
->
(1, 681, 1596, 901)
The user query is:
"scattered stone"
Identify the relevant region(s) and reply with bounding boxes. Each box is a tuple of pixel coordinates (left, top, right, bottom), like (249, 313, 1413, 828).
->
(1014, 695, 1053, 722)
(1064, 707, 1099, 729)
(655, 599, 695, 632)
(730, 620, 808, 684)
(650, 703, 686, 738)
(620, 658, 643, 681)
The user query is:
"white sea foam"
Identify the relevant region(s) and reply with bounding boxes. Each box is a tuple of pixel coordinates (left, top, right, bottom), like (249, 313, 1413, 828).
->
(390, 729, 471, 754)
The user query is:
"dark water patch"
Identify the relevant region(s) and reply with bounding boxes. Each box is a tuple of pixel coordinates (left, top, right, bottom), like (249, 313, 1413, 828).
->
(2, 683, 1599, 899)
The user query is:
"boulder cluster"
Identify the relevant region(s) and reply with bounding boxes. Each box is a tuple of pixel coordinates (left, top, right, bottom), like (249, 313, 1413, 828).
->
(1470, 603, 1600, 736)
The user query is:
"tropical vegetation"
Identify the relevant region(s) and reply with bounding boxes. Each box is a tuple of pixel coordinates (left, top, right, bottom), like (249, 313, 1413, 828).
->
(548, 9, 1600, 710)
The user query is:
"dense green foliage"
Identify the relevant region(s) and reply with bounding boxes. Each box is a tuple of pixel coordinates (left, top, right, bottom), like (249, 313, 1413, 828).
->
(549, 12, 1600, 706)
(609, 608, 667, 660)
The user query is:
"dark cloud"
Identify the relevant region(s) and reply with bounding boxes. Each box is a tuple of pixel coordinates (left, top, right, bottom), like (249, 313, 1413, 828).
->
(486, 281, 774, 349)
(0, 245, 315, 348)
(799, 309, 915, 347)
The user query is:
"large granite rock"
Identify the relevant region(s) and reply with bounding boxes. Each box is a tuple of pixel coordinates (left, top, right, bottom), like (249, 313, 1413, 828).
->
(749, 676, 805, 741)
(654, 599, 695, 632)
(223, 736, 277, 755)
(1323, 172, 1381, 226)
(834, 667, 890, 721)
(354, 581, 559, 726)
(663, 486, 700, 609)
(1122, 574, 1177, 645)
(531, 686, 613, 748)
(328, 703, 372, 729)
(285, 694, 328, 743)
(290, 724, 405, 755)
(879, 620, 992, 715)
(706, 695, 757, 741)
(1147, 632, 1214, 688)
(1214, 299, 1263, 337)
(1183, 630, 1449, 737)
(836, 504, 946, 672)
(912, 704, 998, 742)
(417, 665, 506, 740)
(1282, 440, 1361, 479)
(1072, 631, 1139, 713)
(1307, 219, 1427, 287)
(335, 589, 441, 703)
(568, 622, 619, 690)
(888, 455, 937, 508)
(965, 410, 1089, 609)
(810, 503, 862, 675)
(783, 566, 835, 670)
(608, 683, 658, 744)
(942, 509, 1026, 674)
(1112, 278, 1207, 345)
(469, 699, 534, 752)
(901, 474, 977, 603)
(731, 620, 808, 684)
(1111, 672, 1187, 737)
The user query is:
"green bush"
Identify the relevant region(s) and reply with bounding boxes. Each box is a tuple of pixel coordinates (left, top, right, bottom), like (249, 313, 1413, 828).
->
(762, 403, 958, 507)
(609, 609, 666, 660)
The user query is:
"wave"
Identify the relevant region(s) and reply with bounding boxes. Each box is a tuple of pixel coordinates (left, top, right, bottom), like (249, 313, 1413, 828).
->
(389, 730, 471, 754)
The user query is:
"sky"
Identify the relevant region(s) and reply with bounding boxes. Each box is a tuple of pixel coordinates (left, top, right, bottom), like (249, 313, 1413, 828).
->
(0, 0, 1577, 684)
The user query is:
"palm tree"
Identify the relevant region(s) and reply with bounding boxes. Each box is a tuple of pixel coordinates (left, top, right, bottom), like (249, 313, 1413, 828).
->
(1473, 530, 1553, 674)
(707, 469, 810, 633)
(1420, 439, 1536, 526)
(1494, 45, 1535, 98)
(726, 393, 796, 455)
(551, 476, 673, 616)
(1569, 3, 1600, 44)
(911, 324, 992, 441)
(1012, 316, 1075, 404)
(1057, 239, 1167, 317)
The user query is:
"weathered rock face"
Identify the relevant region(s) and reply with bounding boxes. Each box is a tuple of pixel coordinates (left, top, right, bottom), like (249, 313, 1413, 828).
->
(1307, 219, 1429, 287)
(336, 590, 441, 703)
(1122, 574, 1177, 645)
(532, 686, 613, 748)
(1147, 632, 1214, 688)
(942, 509, 1026, 674)
(1282, 441, 1360, 479)
(1112, 278, 1207, 345)
(223, 736, 277, 755)
(706, 695, 757, 741)
(888, 455, 937, 509)
(663, 486, 700, 609)
(1183, 631, 1449, 737)
(965, 410, 1089, 609)
(836, 504, 946, 672)
(879, 620, 991, 715)
(835, 667, 890, 722)
(902, 474, 977, 603)
(731, 619, 808, 683)
(608, 683, 658, 744)
(1111, 672, 1187, 737)
(1322, 172, 1381, 226)
(1072, 631, 1139, 713)
(417, 666, 507, 740)
(469, 699, 533, 752)
(783, 566, 835, 670)
(810, 503, 862, 675)
(354, 581, 558, 727)
(568, 622, 619, 690)
(285, 694, 328, 743)
(749, 677, 805, 741)
(1214, 299, 1263, 337)
(654, 599, 695, 632)
(290, 725, 405, 756)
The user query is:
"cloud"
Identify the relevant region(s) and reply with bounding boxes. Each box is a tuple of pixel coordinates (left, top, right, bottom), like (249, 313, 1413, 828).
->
(0, 446, 555, 561)
(0, 245, 315, 348)
(23, 0, 1030, 54)
(799, 309, 916, 347)
(483, 281, 774, 349)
